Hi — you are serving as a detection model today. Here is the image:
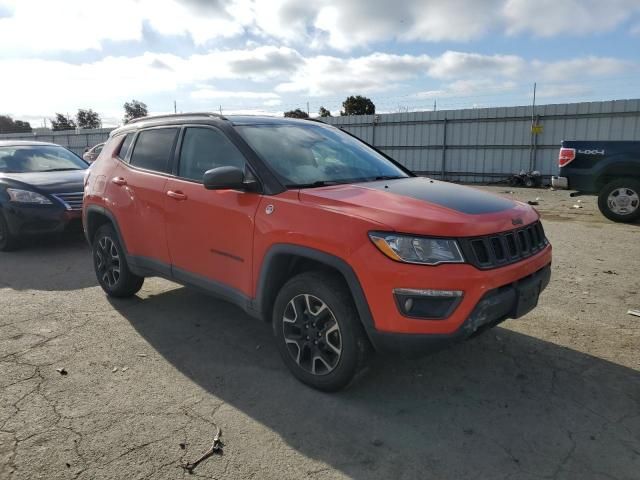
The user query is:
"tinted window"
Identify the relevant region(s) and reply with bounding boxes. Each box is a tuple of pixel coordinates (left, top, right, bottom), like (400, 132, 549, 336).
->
(129, 128, 178, 173)
(117, 134, 134, 160)
(178, 127, 245, 182)
(0, 145, 87, 173)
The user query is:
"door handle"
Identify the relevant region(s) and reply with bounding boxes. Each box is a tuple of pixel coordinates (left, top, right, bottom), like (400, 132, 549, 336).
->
(166, 190, 187, 201)
(111, 177, 127, 186)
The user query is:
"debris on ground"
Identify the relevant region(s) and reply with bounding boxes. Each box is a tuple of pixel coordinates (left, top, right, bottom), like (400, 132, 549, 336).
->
(628, 309, 640, 318)
(122, 366, 129, 372)
(536, 197, 541, 201)
(112, 367, 118, 373)
(56, 368, 68, 375)
(181, 423, 223, 473)
(572, 204, 583, 209)
(527, 201, 539, 205)
(136, 353, 147, 357)
(179, 442, 186, 450)
(603, 270, 618, 275)
(371, 439, 384, 447)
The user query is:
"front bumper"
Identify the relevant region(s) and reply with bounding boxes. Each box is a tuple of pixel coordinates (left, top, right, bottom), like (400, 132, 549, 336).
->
(368, 263, 551, 355)
(2, 203, 81, 236)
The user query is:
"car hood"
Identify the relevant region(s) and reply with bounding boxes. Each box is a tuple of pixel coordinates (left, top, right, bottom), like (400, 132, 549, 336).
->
(0, 170, 86, 194)
(298, 177, 538, 237)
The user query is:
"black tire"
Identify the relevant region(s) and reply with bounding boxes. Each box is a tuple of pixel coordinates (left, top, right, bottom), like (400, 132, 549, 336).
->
(92, 224, 144, 297)
(272, 271, 370, 392)
(524, 176, 535, 188)
(597, 179, 640, 223)
(0, 212, 18, 252)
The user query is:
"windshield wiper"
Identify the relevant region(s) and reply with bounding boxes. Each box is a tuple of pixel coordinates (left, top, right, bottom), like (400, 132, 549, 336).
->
(372, 175, 407, 181)
(285, 180, 339, 188)
(38, 168, 83, 172)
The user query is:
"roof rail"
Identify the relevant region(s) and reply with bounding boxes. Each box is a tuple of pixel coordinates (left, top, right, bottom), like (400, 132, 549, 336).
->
(127, 112, 226, 124)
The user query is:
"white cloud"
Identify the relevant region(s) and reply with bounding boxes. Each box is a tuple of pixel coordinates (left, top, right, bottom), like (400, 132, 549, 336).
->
(536, 56, 632, 82)
(191, 89, 280, 100)
(426, 51, 525, 79)
(503, 0, 640, 36)
(1, 0, 638, 56)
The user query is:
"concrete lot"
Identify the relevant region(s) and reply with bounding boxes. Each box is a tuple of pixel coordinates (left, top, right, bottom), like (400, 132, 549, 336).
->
(1, 186, 639, 480)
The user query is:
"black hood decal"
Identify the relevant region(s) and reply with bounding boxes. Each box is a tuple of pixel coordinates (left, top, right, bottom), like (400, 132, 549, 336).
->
(362, 177, 515, 215)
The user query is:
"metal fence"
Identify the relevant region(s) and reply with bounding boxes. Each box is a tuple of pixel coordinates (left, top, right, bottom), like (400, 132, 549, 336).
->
(323, 99, 640, 183)
(0, 128, 114, 156)
(2, 99, 639, 182)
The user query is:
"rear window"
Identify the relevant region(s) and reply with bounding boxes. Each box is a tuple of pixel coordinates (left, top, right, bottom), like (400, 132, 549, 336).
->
(129, 128, 178, 173)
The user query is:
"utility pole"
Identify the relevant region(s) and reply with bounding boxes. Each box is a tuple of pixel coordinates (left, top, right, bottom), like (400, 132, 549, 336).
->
(174, 100, 177, 114)
(433, 99, 437, 112)
(219, 105, 223, 115)
(306, 101, 310, 116)
(529, 82, 537, 172)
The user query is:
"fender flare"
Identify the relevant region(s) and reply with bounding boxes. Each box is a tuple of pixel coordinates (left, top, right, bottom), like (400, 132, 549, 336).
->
(255, 244, 376, 336)
(84, 205, 128, 254)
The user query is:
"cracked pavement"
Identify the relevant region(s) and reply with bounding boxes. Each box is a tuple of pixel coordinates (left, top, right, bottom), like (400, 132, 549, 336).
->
(1, 187, 639, 479)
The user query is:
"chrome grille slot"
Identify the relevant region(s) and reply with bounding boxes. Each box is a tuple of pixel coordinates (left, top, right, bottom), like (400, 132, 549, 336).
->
(52, 192, 84, 211)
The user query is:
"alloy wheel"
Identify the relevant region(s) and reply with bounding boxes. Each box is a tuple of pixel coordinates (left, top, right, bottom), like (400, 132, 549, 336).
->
(607, 187, 639, 216)
(95, 237, 121, 288)
(282, 294, 342, 376)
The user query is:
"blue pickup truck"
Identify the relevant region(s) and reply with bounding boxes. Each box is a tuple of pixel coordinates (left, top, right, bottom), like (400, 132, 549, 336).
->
(552, 141, 640, 223)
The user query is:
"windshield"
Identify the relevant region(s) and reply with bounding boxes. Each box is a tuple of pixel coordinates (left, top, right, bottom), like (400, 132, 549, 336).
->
(237, 123, 410, 187)
(0, 145, 87, 173)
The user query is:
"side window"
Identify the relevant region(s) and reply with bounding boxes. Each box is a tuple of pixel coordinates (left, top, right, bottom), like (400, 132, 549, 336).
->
(116, 134, 134, 161)
(129, 128, 178, 173)
(178, 127, 245, 182)
(94, 144, 104, 154)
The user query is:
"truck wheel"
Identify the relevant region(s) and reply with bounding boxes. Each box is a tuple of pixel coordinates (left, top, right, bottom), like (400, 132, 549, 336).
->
(598, 179, 640, 223)
(272, 271, 370, 391)
(0, 213, 18, 252)
(93, 224, 144, 297)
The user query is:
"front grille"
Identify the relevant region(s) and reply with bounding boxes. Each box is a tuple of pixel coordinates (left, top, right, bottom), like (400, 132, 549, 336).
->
(52, 192, 84, 211)
(458, 221, 548, 269)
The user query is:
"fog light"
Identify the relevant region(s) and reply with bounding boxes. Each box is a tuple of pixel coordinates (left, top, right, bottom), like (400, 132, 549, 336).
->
(393, 288, 463, 319)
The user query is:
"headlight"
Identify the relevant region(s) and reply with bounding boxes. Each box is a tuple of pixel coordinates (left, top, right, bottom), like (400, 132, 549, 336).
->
(369, 232, 464, 265)
(6, 188, 52, 204)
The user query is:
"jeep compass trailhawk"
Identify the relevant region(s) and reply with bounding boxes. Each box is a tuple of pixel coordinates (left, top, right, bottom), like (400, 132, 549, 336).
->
(84, 113, 552, 391)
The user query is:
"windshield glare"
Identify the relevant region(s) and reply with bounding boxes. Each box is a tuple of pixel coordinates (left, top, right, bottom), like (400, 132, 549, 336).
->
(237, 124, 409, 187)
(0, 145, 87, 173)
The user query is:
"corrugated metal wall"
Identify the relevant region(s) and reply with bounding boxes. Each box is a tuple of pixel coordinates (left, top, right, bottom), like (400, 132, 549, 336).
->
(0, 128, 114, 156)
(2, 99, 639, 182)
(324, 99, 640, 183)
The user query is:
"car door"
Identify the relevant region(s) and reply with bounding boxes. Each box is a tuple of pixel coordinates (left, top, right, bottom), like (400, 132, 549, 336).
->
(108, 127, 178, 274)
(164, 126, 262, 298)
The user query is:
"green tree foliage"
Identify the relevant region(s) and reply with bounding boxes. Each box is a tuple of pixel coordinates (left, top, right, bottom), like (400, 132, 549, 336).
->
(340, 95, 375, 116)
(0, 115, 32, 133)
(284, 108, 309, 119)
(123, 100, 148, 123)
(318, 106, 332, 117)
(76, 109, 101, 129)
(50, 113, 76, 131)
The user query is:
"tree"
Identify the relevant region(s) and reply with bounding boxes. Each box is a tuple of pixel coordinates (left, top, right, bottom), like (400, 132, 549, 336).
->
(318, 106, 332, 117)
(0, 115, 32, 133)
(340, 95, 375, 116)
(76, 108, 101, 129)
(284, 108, 309, 119)
(50, 113, 76, 131)
(123, 100, 148, 123)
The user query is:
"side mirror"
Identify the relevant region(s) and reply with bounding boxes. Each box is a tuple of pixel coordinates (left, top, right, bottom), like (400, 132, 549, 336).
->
(203, 166, 245, 190)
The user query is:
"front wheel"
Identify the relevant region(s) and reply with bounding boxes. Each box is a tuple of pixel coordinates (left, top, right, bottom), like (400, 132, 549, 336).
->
(598, 179, 640, 223)
(272, 271, 370, 391)
(93, 224, 144, 297)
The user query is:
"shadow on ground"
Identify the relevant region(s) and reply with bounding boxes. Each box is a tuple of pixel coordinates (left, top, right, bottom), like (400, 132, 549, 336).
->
(113, 286, 640, 480)
(0, 231, 96, 291)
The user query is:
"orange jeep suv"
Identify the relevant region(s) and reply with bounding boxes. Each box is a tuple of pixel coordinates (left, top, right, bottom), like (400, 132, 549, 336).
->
(84, 113, 552, 391)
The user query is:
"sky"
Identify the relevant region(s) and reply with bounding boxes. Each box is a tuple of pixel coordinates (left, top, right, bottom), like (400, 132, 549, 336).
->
(0, 0, 639, 127)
